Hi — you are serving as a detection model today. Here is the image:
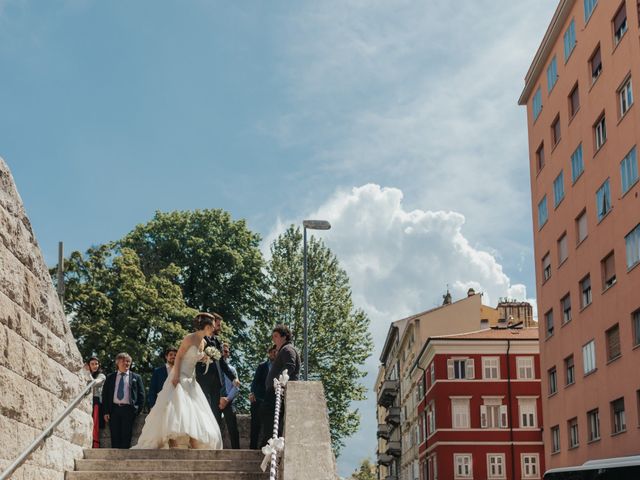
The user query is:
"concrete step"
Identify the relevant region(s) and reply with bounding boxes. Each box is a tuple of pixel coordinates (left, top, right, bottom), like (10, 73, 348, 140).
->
(66, 472, 269, 480)
(83, 448, 264, 461)
(75, 459, 263, 472)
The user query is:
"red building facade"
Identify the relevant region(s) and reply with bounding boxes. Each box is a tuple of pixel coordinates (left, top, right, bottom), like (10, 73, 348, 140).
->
(413, 327, 544, 480)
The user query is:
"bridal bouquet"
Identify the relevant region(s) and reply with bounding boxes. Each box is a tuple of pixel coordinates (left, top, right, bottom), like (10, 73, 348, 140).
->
(203, 346, 221, 374)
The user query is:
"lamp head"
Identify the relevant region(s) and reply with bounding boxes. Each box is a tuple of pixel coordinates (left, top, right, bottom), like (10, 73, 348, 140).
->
(303, 219, 331, 230)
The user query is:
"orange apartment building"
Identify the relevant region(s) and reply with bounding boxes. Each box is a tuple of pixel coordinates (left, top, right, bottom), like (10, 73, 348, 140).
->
(518, 0, 640, 472)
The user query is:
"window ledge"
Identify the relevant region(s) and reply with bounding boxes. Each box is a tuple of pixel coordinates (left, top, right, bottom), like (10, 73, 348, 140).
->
(579, 302, 592, 313)
(621, 178, 639, 199)
(554, 197, 565, 210)
(584, 367, 598, 378)
(602, 280, 617, 294)
(551, 450, 561, 456)
(612, 31, 628, 55)
(548, 391, 558, 398)
(587, 437, 601, 445)
(606, 354, 622, 365)
(632, 343, 640, 352)
(597, 207, 613, 225)
(617, 102, 633, 126)
(565, 381, 575, 389)
(627, 261, 640, 274)
(558, 258, 568, 269)
(551, 138, 562, 154)
(588, 73, 601, 93)
(572, 170, 584, 185)
(568, 106, 580, 125)
(576, 235, 588, 249)
(568, 444, 580, 450)
(593, 139, 607, 158)
(561, 319, 572, 328)
(611, 429, 627, 437)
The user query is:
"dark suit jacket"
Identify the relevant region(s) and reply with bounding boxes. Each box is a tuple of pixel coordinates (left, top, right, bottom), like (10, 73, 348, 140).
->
(250, 360, 270, 402)
(147, 365, 169, 409)
(194, 335, 237, 399)
(265, 342, 300, 400)
(102, 370, 145, 416)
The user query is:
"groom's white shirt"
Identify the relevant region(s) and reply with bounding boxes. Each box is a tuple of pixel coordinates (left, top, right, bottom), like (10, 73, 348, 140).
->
(113, 370, 131, 405)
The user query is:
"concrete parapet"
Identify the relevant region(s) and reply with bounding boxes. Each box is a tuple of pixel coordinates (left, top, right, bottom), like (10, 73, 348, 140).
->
(0, 157, 92, 479)
(282, 381, 337, 480)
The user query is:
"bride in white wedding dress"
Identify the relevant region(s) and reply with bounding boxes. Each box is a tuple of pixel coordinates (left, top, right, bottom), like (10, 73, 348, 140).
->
(132, 315, 223, 449)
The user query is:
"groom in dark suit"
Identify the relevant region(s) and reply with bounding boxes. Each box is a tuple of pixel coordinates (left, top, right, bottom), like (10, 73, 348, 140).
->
(194, 312, 239, 437)
(102, 352, 145, 448)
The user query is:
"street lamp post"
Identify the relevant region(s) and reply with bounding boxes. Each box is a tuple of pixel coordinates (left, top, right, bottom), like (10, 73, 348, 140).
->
(302, 219, 331, 381)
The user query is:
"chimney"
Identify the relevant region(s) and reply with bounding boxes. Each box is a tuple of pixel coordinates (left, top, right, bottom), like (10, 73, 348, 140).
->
(480, 319, 489, 330)
(467, 288, 476, 297)
(442, 289, 452, 305)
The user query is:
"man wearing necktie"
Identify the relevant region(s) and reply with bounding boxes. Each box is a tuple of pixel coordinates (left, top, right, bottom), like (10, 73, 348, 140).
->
(102, 352, 145, 448)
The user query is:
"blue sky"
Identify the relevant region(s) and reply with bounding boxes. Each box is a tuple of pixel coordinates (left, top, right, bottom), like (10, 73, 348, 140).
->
(1, 0, 558, 475)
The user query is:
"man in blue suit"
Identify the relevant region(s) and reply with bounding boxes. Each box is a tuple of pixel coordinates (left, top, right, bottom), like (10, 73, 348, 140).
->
(147, 347, 177, 410)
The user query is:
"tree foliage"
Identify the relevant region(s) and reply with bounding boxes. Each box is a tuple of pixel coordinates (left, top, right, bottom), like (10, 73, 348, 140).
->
(249, 226, 373, 455)
(61, 244, 197, 377)
(349, 458, 377, 480)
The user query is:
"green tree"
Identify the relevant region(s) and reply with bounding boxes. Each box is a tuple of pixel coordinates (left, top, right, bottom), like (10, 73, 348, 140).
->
(249, 226, 373, 455)
(119, 209, 267, 345)
(350, 458, 377, 480)
(61, 244, 197, 378)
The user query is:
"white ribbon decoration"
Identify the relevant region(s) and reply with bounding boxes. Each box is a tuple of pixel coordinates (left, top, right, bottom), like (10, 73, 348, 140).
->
(260, 437, 285, 471)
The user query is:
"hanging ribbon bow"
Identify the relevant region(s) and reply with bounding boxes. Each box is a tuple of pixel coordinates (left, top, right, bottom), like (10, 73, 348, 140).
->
(260, 437, 285, 471)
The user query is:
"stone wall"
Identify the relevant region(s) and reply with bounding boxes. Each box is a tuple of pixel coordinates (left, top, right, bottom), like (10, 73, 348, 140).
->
(0, 157, 92, 479)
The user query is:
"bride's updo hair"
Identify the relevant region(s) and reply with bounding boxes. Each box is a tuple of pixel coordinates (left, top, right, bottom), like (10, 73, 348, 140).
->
(193, 312, 215, 331)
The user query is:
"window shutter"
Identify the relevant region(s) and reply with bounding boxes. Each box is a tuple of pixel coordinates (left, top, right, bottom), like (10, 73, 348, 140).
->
(480, 405, 487, 428)
(466, 359, 475, 379)
(591, 48, 601, 77)
(614, 5, 627, 33)
(447, 359, 454, 379)
(578, 213, 587, 241)
(500, 405, 508, 428)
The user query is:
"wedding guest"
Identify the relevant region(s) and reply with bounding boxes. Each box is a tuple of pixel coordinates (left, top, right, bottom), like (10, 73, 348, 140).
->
(260, 325, 301, 447)
(249, 345, 276, 449)
(102, 352, 145, 448)
(147, 347, 177, 409)
(219, 342, 240, 449)
(85, 357, 106, 448)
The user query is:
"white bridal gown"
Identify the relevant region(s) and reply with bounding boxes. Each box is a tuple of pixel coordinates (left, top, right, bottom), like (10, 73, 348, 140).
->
(132, 345, 223, 449)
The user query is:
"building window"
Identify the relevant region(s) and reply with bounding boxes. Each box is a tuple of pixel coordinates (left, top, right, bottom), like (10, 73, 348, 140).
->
(547, 56, 558, 93)
(594, 114, 607, 150)
(564, 19, 577, 61)
(533, 87, 543, 120)
(482, 357, 500, 379)
(596, 179, 611, 221)
(571, 144, 584, 182)
(519, 398, 537, 428)
(584, 0, 598, 22)
(576, 209, 588, 244)
(613, 3, 628, 45)
(517, 357, 535, 379)
(568, 417, 579, 448)
(447, 358, 475, 379)
(427, 401, 436, 436)
(606, 323, 621, 361)
(561, 293, 572, 324)
(522, 454, 540, 479)
(565, 354, 575, 385)
(583, 339, 596, 374)
(454, 454, 472, 479)
(580, 275, 592, 308)
(545, 309, 554, 337)
(611, 397, 626, 434)
(481, 398, 507, 429)
(558, 233, 568, 265)
(619, 77, 634, 117)
(590, 45, 602, 83)
(430, 361, 435, 385)
(587, 408, 600, 442)
(542, 253, 551, 282)
(551, 425, 561, 453)
(487, 454, 505, 479)
(601, 251, 617, 290)
(620, 146, 638, 193)
(451, 398, 470, 429)
(536, 142, 545, 173)
(548, 367, 557, 395)
(625, 223, 640, 269)
(538, 196, 548, 229)
(551, 115, 561, 146)
(553, 171, 565, 207)
(633, 310, 640, 347)
(569, 83, 580, 117)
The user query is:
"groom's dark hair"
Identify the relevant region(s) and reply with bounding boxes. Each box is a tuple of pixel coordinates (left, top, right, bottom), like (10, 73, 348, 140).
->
(272, 324, 292, 342)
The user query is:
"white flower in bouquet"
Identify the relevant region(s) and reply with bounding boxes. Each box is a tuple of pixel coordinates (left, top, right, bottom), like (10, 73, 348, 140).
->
(203, 346, 221, 374)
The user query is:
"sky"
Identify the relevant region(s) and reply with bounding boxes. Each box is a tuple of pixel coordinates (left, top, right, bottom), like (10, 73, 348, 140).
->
(0, 0, 558, 475)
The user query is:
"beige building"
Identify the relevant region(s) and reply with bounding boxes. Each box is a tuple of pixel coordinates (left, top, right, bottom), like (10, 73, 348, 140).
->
(376, 291, 534, 480)
(518, 0, 640, 471)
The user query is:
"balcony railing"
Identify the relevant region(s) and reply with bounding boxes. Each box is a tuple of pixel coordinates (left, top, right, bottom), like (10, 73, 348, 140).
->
(385, 406, 400, 426)
(377, 423, 390, 439)
(377, 379, 399, 408)
(377, 453, 394, 466)
(385, 440, 401, 457)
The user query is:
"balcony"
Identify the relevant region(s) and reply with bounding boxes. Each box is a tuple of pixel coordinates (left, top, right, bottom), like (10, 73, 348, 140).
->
(377, 379, 399, 407)
(377, 453, 394, 466)
(377, 423, 390, 439)
(385, 406, 400, 426)
(384, 476, 398, 480)
(385, 440, 401, 457)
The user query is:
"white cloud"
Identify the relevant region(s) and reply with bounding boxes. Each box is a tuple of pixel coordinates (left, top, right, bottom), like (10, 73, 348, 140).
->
(265, 184, 536, 473)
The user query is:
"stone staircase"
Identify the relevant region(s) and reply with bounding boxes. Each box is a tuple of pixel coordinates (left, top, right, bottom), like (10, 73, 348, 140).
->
(65, 448, 269, 479)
